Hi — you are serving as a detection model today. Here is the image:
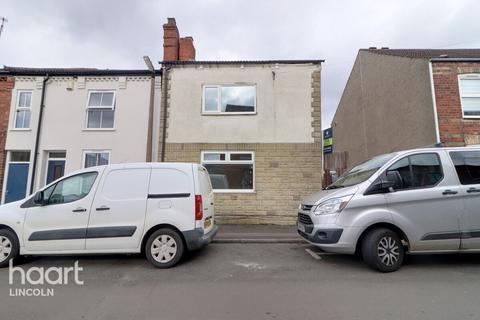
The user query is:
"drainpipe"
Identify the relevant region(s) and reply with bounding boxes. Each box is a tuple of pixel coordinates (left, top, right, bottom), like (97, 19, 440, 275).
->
(428, 61, 441, 144)
(160, 66, 171, 162)
(143, 56, 156, 162)
(30, 74, 49, 194)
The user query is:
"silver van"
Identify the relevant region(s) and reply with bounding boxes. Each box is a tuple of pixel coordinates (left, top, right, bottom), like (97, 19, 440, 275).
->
(298, 147, 480, 272)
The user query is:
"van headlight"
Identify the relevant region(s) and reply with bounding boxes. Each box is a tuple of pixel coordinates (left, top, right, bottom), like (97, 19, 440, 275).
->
(312, 195, 353, 215)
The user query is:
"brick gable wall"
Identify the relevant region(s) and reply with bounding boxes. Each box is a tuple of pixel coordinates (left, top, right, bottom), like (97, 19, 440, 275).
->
(432, 62, 480, 146)
(0, 76, 14, 200)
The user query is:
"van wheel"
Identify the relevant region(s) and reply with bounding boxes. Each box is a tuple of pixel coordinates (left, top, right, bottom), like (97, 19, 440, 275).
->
(0, 229, 19, 268)
(145, 228, 184, 268)
(361, 228, 404, 272)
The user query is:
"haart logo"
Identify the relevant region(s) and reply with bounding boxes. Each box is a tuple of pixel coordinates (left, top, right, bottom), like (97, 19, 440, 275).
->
(8, 260, 84, 297)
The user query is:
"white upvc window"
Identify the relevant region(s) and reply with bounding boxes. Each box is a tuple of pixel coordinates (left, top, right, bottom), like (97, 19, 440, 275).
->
(83, 150, 110, 168)
(202, 85, 256, 114)
(14, 91, 32, 129)
(459, 74, 480, 118)
(86, 91, 116, 129)
(201, 151, 255, 192)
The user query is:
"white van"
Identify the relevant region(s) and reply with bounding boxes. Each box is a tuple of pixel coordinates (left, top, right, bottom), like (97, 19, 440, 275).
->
(0, 163, 218, 268)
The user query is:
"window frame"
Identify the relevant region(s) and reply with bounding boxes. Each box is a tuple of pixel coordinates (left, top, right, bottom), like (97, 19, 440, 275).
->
(13, 90, 33, 130)
(201, 151, 255, 193)
(82, 150, 111, 168)
(201, 84, 257, 115)
(85, 90, 116, 129)
(458, 74, 480, 119)
(384, 152, 444, 192)
(44, 171, 99, 206)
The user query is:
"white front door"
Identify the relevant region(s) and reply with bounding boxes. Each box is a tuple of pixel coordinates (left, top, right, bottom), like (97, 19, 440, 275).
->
(86, 167, 150, 250)
(24, 170, 102, 252)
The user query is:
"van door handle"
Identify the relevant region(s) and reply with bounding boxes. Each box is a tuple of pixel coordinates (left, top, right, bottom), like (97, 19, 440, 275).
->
(72, 207, 87, 213)
(467, 188, 480, 194)
(442, 190, 458, 195)
(96, 206, 110, 211)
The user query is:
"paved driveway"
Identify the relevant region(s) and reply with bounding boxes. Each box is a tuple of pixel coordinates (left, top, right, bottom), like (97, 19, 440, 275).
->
(1, 243, 480, 320)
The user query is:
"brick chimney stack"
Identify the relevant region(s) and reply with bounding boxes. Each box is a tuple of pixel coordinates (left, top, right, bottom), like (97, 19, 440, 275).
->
(163, 18, 196, 61)
(179, 37, 196, 61)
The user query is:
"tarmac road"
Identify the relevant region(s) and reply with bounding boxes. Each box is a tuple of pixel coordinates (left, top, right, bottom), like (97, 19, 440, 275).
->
(1, 243, 480, 320)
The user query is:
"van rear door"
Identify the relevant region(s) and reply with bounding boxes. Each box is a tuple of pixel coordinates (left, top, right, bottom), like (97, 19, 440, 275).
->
(197, 166, 215, 233)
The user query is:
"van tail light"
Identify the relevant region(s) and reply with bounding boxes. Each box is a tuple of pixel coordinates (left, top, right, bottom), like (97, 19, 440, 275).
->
(195, 195, 203, 220)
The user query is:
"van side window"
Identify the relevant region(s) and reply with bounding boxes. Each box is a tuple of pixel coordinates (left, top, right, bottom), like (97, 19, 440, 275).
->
(450, 151, 480, 185)
(386, 153, 443, 191)
(47, 172, 97, 204)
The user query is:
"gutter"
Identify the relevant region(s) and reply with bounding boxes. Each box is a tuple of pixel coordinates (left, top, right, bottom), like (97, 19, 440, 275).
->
(30, 74, 49, 194)
(428, 61, 441, 144)
(160, 66, 171, 162)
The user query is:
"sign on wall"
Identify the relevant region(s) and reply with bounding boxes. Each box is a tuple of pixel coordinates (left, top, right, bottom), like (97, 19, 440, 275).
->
(323, 128, 333, 154)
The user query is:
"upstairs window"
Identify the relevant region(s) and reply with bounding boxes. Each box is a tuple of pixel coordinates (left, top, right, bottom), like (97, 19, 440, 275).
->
(86, 91, 115, 128)
(14, 91, 32, 129)
(203, 85, 256, 114)
(459, 75, 480, 118)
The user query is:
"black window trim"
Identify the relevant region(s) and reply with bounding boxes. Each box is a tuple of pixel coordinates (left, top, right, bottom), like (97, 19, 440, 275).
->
(382, 152, 445, 192)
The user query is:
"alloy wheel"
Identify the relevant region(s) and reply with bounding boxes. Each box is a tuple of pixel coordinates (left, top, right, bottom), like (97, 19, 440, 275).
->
(377, 236, 400, 267)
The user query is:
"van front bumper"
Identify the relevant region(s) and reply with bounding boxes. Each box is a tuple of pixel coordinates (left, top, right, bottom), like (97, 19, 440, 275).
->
(183, 225, 219, 251)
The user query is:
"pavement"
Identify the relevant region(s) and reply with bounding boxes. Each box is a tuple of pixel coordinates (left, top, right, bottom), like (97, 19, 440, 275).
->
(2, 242, 480, 320)
(213, 224, 301, 243)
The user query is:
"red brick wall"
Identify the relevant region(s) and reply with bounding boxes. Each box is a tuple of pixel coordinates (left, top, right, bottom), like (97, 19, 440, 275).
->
(0, 76, 14, 199)
(432, 62, 480, 146)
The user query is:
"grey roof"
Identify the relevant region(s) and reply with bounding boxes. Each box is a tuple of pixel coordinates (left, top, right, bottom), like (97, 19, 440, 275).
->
(160, 60, 324, 65)
(1, 66, 161, 76)
(362, 48, 480, 60)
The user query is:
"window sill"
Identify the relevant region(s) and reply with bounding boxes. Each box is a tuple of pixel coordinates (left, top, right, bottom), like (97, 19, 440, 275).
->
(213, 189, 256, 194)
(202, 112, 257, 116)
(10, 128, 32, 131)
(82, 128, 116, 132)
(462, 116, 480, 120)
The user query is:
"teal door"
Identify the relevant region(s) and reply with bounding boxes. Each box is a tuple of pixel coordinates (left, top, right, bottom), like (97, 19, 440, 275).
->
(5, 163, 29, 203)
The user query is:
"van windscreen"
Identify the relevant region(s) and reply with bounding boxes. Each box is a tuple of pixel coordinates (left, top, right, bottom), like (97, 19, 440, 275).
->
(329, 153, 397, 188)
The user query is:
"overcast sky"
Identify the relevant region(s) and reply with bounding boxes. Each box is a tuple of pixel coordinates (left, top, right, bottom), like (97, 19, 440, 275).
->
(1, 0, 479, 128)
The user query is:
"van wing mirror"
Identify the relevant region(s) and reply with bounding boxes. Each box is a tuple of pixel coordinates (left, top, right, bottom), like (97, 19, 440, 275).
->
(33, 191, 45, 205)
(365, 171, 402, 195)
(385, 171, 403, 191)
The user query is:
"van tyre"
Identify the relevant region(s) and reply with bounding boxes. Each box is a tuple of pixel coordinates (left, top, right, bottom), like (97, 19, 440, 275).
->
(0, 229, 19, 268)
(361, 228, 404, 272)
(145, 228, 184, 268)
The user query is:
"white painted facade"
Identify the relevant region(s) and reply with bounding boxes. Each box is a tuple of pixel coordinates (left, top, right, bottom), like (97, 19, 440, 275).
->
(3, 74, 161, 202)
(166, 63, 320, 143)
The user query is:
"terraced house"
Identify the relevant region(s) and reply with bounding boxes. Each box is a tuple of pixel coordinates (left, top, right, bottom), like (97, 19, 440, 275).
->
(332, 48, 480, 168)
(0, 67, 161, 203)
(158, 19, 323, 224)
